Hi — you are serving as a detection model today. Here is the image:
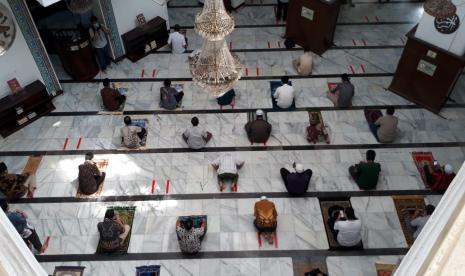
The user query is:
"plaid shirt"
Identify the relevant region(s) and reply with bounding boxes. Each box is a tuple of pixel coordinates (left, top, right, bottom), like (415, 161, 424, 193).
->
(211, 154, 244, 175)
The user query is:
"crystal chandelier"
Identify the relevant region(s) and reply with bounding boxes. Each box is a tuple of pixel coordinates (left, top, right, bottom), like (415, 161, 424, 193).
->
(65, 0, 93, 14)
(423, 0, 456, 18)
(189, 0, 243, 96)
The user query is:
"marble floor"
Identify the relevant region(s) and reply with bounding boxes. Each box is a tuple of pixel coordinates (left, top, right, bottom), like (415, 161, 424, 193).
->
(2, 1, 465, 275)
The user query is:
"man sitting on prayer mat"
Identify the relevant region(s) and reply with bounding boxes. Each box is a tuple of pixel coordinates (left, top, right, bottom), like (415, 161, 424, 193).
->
(280, 163, 312, 196)
(160, 79, 184, 110)
(408, 204, 435, 240)
(348, 150, 381, 190)
(0, 162, 35, 200)
(97, 209, 131, 253)
(176, 216, 206, 254)
(273, 76, 295, 109)
(245, 109, 272, 144)
(423, 162, 455, 192)
(100, 78, 126, 111)
(78, 152, 106, 195)
(121, 116, 147, 148)
(369, 106, 398, 143)
(182, 117, 213, 149)
(326, 74, 354, 108)
(328, 207, 362, 247)
(2, 199, 48, 254)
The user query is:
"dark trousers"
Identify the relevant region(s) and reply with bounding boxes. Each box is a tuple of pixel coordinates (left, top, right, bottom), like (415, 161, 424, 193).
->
(423, 165, 434, 185)
(276, 0, 288, 21)
(138, 128, 147, 140)
(218, 173, 238, 184)
(95, 45, 112, 71)
(95, 172, 106, 187)
(175, 92, 184, 103)
(368, 123, 379, 141)
(280, 168, 312, 195)
(23, 229, 42, 252)
(327, 205, 346, 241)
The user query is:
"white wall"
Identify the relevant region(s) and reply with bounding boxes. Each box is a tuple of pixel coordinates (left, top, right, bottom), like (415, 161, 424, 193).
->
(111, 0, 169, 54)
(0, 0, 44, 98)
(415, 2, 465, 56)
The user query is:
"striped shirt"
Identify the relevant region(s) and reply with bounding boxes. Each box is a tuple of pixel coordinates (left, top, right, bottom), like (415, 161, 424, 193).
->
(211, 154, 244, 175)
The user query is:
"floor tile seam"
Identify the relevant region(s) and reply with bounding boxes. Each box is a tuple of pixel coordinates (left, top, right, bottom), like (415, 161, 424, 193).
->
(1, 142, 465, 157)
(11, 190, 442, 204)
(47, 104, 465, 117)
(36, 248, 409, 262)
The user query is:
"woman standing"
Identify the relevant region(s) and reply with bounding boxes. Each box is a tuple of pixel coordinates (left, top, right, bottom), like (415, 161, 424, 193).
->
(89, 16, 111, 73)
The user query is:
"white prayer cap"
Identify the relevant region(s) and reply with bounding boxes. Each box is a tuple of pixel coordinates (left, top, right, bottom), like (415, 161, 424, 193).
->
(260, 196, 267, 200)
(256, 109, 264, 116)
(295, 163, 304, 173)
(444, 164, 453, 174)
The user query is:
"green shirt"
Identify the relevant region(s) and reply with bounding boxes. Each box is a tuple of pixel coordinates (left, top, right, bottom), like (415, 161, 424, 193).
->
(356, 162, 381, 190)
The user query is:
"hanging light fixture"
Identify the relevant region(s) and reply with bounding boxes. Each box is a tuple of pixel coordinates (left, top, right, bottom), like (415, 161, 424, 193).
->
(189, 0, 243, 96)
(65, 0, 93, 14)
(423, 0, 457, 19)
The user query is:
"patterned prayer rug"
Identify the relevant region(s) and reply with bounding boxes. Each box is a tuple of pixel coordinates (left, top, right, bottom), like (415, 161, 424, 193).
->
(327, 82, 339, 92)
(364, 109, 383, 124)
(319, 199, 362, 250)
(52, 266, 85, 276)
(411, 152, 434, 187)
(307, 111, 330, 144)
(375, 262, 397, 276)
(136, 265, 161, 276)
(392, 195, 426, 246)
(76, 159, 109, 198)
(22, 155, 42, 198)
(96, 206, 136, 255)
(292, 256, 328, 276)
(270, 81, 295, 110)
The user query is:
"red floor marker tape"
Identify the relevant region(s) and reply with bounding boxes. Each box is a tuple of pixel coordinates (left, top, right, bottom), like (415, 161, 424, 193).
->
(374, 16, 380, 22)
(278, 41, 281, 48)
(257, 232, 262, 248)
(245, 68, 249, 76)
(273, 232, 279, 248)
(361, 39, 367, 46)
(229, 41, 232, 50)
(360, 64, 367, 73)
(76, 137, 82, 150)
(364, 16, 369, 22)
(151, 180, 156, 194)
(166, 178, 170, 194)
(27, 191, 34, 198)
(63, 138, 69, 150)
(152, 69, 157, 78)
(141, 69, 145, 78)
(41, 236, 51, 253)
(267, 41, 271, 48)
(352, 39, 356, 46)
(349, 65, 356, 74)
(256, 67, 260, 76)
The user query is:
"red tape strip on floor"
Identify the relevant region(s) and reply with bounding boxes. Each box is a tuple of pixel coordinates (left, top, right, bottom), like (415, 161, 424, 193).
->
(152, 69, 156, 78)
(166, 178, 170, 194)
(273, 232, 279, 248)
(352, 39, 356, 46)
(375, 16, 380, 22)
(229, 41, 232, 50)
(141, 69, 145, 78)
(364, 16, 369, 22)
(267, 41, 271, 48)
(245, 68, 249, 76)
(41, 236, 51, 253)
(151, 180, 156, 194)
(256, 67, 260, 76)
(277, 41, 281, 48)
(349, 65, 356, 74)
(361, 39, 367, 46)
(63, 138, 69, 150)
(360, 64, 367, 73)
(76, 137, 82, 150)
(257, 232, 262, 248)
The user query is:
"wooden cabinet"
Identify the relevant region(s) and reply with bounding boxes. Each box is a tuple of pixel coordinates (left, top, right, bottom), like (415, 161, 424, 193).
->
(122, 16, 169, 63)
(0, 81, 55, 138)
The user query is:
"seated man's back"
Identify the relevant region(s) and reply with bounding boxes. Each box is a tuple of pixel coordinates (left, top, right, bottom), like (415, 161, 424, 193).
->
(78, 161, 99, 194)
(375, 115, 398, 143)
(336, 82, 354, 108)
(183, 126, 208, 149)
(356, 162, 381, 190)
(100, 87, 121, 111)
(286, 172, 311, 195)
(176, 224, 204, 254)
(97, 218, 123, 252)
(160, 86, 179, 110)
(274, 84, 294, 109)
(334, 219, 362, 247)
(121, 125, 141, 148)
(245, 119, 272, 143)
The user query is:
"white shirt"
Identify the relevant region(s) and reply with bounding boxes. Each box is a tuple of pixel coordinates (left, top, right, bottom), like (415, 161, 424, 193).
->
(183, 126, 208, 149)
(334, 219, 362, 246)
(168, 31, 186, 54)
(89, 26, 108, 48)
(211, 154, 244, 175)
(273, 84, 294, 108)
(410, 215, 430, 239)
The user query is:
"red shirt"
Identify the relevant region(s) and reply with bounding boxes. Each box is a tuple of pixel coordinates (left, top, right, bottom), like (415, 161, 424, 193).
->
(100, 87, 121, 111)
(430, 171, 455, 192)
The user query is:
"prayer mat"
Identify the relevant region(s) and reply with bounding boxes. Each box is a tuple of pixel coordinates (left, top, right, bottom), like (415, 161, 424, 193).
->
(319, 198, 363, 250)
(364, 109, 383, 124)
(136, 265, 161, 276)
(52, 266, 85, 276)
(22, 155, 42, 198)
(76, 159, 109, 198)
(292, 256, 328, 276)
(411, 152, 434, 187)
(307, 111, 330, 144)
(96, 206, 136, 255)
(375, 262, 397, 276)
(270, 81, 295, 110)
(327, 82, 340, 92)
(392, 195, 426, 246)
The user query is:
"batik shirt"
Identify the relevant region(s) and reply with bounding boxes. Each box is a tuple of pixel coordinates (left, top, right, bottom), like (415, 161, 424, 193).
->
(0, 172, 29, 199)
(78, 161, 100, 194)
(121, 126, 141, 148)
(176, 226, 204, 253)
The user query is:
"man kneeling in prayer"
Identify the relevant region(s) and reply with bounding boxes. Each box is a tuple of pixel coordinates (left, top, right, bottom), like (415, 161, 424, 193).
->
(97, 209, 131, 253)
(176, 216, 206, 254)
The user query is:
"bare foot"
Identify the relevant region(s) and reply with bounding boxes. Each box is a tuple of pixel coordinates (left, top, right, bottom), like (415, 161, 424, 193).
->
(231, 184, 237, 192)
(219, 183, 225, 192)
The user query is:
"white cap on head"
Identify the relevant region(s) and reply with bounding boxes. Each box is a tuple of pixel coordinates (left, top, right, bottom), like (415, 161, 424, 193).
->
(256, 109, 264, 116)
(260, 196, 267, 200)
(295, 163, 304, 173)
(444, 164, 453, 174)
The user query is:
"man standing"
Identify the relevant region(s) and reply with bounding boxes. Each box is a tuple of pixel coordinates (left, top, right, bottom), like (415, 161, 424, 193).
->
(280, 163, 312, 196)
(211, 153, 244, 192)
(273, 76, 295, 109)
(327, 74, 354, 108)
(182, 117, 213, 149)
(244, 109, 272, 144)
(348, 150, 381, 190)
(100, 78, 126, 111)
(276, 0, 289, 22)
(89, 16, 111, 73)
(160, 79, 184, 110)
(78, 152, 105, 195)
(168, 24, 187, 54)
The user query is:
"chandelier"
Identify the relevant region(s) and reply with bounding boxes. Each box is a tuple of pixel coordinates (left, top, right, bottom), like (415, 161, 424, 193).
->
(65, 0, 93, 14)
(423, 0, 456, 18)
(189, 0, 243, 96)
